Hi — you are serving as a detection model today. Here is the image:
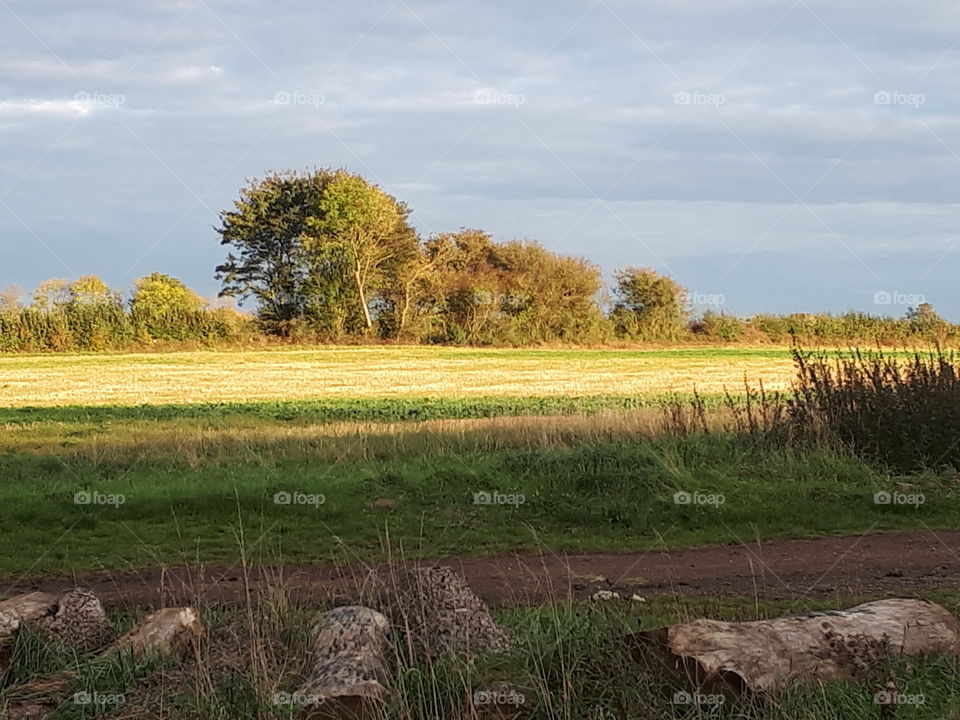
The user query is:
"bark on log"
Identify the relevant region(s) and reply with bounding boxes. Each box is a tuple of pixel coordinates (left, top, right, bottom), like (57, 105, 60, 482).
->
(629, 598, 960, 693)
(0, 589, 114, 652)
(294, 606, 391, 720)
(0, 592, 60, 645)
(111, 607, 203, 659)
(370, 566, 511, 660)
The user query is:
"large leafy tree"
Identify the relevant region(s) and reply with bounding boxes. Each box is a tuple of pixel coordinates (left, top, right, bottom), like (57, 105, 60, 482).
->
(216, 169, 416, 336)
(308, 171, 418, 332)
(411, 231, 606, 345)
(216, 170, 335, 332)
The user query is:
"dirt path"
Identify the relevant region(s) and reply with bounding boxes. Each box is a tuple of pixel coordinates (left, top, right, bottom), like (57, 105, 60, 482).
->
(3, 530, 958, 609)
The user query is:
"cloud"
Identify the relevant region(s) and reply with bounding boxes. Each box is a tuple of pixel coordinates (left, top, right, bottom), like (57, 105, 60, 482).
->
(0, 98, 90, 117)
(1, 0, 959, 316)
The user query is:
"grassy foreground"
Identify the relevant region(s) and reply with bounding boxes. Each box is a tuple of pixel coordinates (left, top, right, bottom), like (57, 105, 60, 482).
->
(3, 594, 960, 719)
(2, 425, 956, 574)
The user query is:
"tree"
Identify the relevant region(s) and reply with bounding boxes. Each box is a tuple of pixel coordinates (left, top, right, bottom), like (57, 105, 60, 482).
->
(610, 267, 689, 340)
(417, 229, 505, 343)
(495, 241, 607, 343)
(409, 231, 607, 345)
(308, 171, 418, 331)
(0, 284, 23, 314)
(216, 170, 336, 332)
(31, 278, 72, 310)
(905, 302, 948, 340)
(131, 273, 202, 315)
(70, 275, 118, 306)
(130, 273, 204, 341)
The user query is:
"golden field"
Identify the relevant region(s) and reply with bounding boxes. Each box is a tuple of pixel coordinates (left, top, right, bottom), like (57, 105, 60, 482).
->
(0, 346, 796, 407)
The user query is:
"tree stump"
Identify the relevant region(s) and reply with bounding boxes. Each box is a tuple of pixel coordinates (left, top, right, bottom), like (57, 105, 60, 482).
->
(372, 566, 511, 660)
(629, 598, 960, 693)
(294, 606, 392, 720)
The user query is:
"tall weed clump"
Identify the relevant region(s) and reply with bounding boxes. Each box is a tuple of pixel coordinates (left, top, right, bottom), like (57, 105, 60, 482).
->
(788, 348, 960, 472)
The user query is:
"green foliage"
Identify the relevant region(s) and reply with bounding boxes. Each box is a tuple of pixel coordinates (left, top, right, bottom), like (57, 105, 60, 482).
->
(215, 169, 418, 338)
(131, 272, 204, 340)
(692, 310, 746, 341)
(0, 274, 249, 351)
(216, 169, 335, 332)
(307, 170, 419, 333)
(611, 267, 689, 340)
(788, 349, 960, 472)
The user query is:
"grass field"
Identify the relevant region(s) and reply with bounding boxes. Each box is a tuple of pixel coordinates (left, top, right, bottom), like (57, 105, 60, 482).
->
(0, 346, 797, 406)
(4, 345, 960, 718)
(0, 345, 954, 576)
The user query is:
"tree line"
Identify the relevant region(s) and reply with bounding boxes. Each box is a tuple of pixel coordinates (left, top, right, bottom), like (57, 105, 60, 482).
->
(1, 168, 957, 351)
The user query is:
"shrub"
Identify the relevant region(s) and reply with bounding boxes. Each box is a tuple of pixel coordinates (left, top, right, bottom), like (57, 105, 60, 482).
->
(787, 349, 960, 472)
(691, 311, 745, 341)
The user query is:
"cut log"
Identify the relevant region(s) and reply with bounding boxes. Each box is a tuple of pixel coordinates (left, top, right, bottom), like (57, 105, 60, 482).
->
(0, 589, 114, 652)
(111, 607, 203, 659)
(629, 598, 960, 693)
(0, 592, 60, 645)
(294, 606, 391, 720)
(35, 588, 116, 652)
(371, 566, 511, 660)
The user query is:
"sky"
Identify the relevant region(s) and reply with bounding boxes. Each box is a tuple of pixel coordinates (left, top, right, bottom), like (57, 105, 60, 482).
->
(2, 0, 959, 318)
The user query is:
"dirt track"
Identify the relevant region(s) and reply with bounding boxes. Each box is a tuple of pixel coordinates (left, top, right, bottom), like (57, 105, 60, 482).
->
(3, 530, 959, 609)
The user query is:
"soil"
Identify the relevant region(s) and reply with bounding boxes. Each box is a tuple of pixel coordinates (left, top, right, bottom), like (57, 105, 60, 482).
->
(2, 530, 959, 609)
